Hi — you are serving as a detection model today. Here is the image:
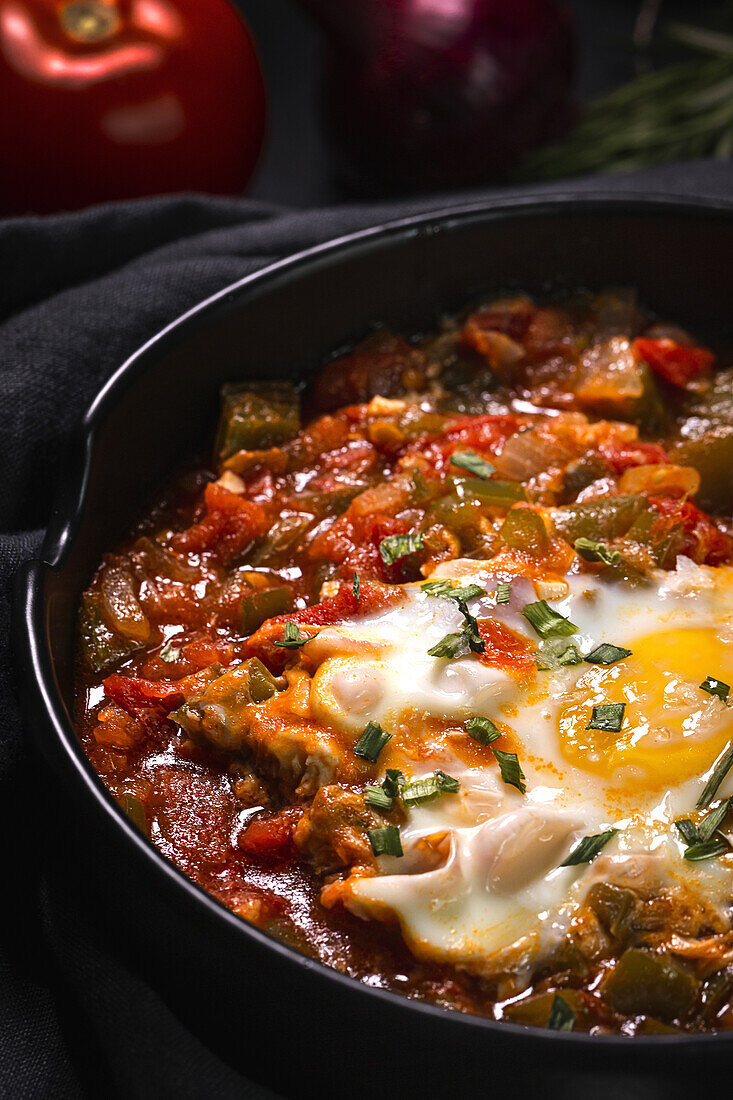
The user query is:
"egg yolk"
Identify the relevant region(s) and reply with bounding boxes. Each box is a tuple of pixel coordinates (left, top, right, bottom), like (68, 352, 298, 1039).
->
(557, 628, 733, 789)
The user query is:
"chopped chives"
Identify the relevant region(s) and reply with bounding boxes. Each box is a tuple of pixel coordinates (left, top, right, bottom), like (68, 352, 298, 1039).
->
(354, 721, 392, 764)
(353, 572, 361, 603)
(449, 449, 496, 479)
(495, 582, 511, 605)
(675, 819, 699, 846)
(465, 716, 501, 746)
(428, 630, 471, 659)
(521, 599, 578, 639)
(697, 742, 733, 809)
(273, 621, 312, 648)
(700, 676, 730, 704)
(364, 784, 393, 812)
(382, 769, 405, 799)
(402, 770, 460, 807)
(684, 836, 730, 862)
(535, 639, 582, 670)
(573, 537, 622, 567)
(560, 828, 617, 867)
(586, 703, 625, 733)
(379, 531, 424, 567)
(493, 748, 526, 794)
(584, 643, 632, 666)
(368, 826, 403, 858)
(698, 798, 731, 842)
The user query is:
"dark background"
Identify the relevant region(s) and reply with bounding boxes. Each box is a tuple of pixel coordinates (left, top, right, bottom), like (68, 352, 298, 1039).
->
(237, 0, 641, 206)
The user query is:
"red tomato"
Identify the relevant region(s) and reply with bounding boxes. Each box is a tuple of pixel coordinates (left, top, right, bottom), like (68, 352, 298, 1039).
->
(599, 440, 669, 474)
(0, 0, 266, 214)
(237, 811, 299, 861)
(632, 338, 715, 388)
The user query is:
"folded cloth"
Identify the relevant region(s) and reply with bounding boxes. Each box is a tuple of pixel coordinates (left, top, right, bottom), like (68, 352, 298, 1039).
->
(2, 160, 732, 1098)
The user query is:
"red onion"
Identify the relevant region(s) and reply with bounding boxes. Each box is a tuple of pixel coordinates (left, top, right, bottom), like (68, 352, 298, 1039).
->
(297, 0, 576, 193)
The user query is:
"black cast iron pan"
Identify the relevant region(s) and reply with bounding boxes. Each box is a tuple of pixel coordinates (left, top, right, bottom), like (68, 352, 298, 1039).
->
(14, 195, 733, 1098)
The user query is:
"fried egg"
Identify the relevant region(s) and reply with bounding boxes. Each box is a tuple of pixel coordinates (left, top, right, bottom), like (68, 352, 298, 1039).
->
(307, 556, 733, 975)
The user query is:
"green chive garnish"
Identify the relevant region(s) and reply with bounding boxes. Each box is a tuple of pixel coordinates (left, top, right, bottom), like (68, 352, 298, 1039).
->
(584, 643, 632, 666)
(684, 836, 730, 862)
(368, 826, 403, 857)
(274, 621, 312, 649)
(493, 748, 526, 794)
(700, 676, 730, 704)
(421, 579, 486, 604)
(521, 599, 578, 639)
(382, 769, 405, 799)
(574, 537, 622, 567)
(495, 582, 511, 605)
(353, 573, 361, 603)
(676, 800, 731, 861)
(535, 639, 582, 670)
(428, 630, 471, 659)
(560, 828, 618, 867)
(449, 450, 496, 479)
(402, 770, 460, 807)
(379, 531, 424, 567)
(587, 703, 625, 732)
(699, 798, 731, 841)
(675, 819, 699, 846)
(364, 784, 393, 812)
(354, 721, 392, 764)
(547, 995, 575, 1031)
(465, 716, 501, 746)
(697, 743, 733, 809)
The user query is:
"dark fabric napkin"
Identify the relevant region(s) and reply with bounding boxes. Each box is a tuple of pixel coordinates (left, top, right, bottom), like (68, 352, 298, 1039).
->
(2, 160, 732, 1099)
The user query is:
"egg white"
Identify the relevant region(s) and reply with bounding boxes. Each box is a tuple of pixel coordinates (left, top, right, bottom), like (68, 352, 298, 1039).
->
(306, 556, 733, 974)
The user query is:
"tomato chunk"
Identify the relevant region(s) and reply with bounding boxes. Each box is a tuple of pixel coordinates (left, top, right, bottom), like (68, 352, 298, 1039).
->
(237, 810, 299, 861)
(104, 673, 184, 715)
(476, 619, 537, 684)
(600, 440, 669, 474)
(173, 482, 268, 563)
(633, 338, 714, 388)
(648, 496, 731, 566)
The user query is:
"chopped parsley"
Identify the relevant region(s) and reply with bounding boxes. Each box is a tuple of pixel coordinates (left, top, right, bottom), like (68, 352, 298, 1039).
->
(379, 531, 424, 567)
(586, 703, 625, 733)
(521, 599, 578, 639)
(368, 826, 403, 858)
(584, 643, 632, 666)
(573, 537, 622, 567)
(560, 828, 618, 867)
(449, 449, 496, 480)
(273, 621, 312, 649)
(700, 676, 730, 704)
(354, 721, 392, 764)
